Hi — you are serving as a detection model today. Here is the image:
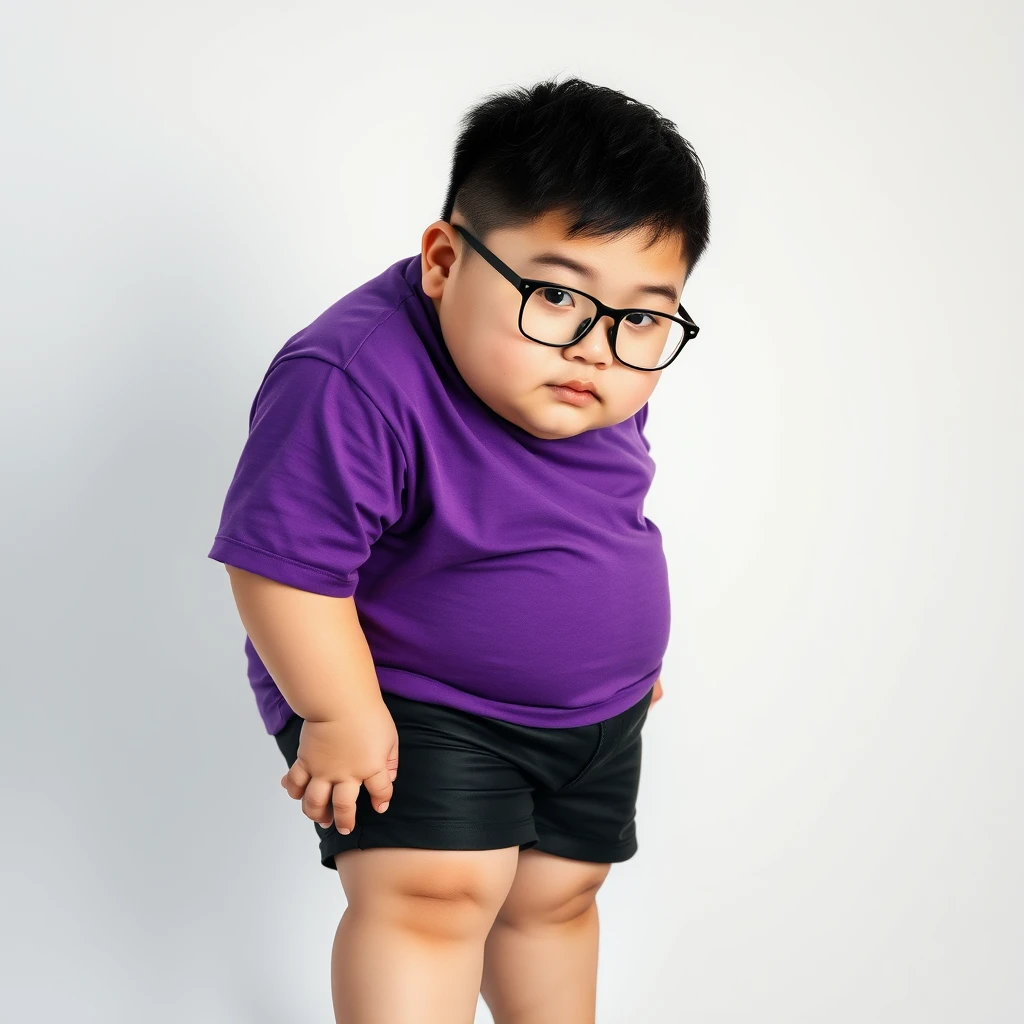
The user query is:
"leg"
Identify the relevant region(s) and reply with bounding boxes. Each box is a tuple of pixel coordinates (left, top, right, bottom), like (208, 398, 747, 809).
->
(480, 848, 612, 1024)
(331, 845, 520, 1024)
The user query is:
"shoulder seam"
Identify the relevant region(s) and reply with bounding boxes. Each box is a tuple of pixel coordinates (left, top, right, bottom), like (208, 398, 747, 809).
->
(265, 355, 410, 474)
(337, 365, 410, 475)
(341, 289, 419, 372)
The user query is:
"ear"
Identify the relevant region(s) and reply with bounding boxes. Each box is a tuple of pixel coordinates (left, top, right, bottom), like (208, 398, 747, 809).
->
(420, 221, 460, 300)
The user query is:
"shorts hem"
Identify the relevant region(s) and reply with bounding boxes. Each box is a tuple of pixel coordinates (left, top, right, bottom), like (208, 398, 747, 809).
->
(316, 818, 539, 870)
(530, 830, 638, 864)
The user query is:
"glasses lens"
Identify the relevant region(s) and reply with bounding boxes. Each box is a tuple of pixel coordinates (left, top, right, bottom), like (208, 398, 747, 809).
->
(522, 286, 599, 345)
(522, 286, 685, 370)
(614, 310, 686, 370)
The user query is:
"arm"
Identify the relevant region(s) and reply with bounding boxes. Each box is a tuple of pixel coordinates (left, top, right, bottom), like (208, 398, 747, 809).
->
(225, 565, 398, 833)
(208, 358, 405, 831)
(224, 565, 382, 722)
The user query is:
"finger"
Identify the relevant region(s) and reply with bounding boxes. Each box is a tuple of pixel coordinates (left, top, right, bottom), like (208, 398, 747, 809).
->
(331, 780, 363, 835)
(387, 739, 398, 782)
(302, 776, 335, 827)
(281, 761, 311, 799)
(363, 769, 394, 813)
(281, 773, 310, 800)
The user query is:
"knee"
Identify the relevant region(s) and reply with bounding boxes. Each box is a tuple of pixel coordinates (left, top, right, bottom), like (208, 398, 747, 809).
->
(341, 848, 518, 942)
(392, 861, 515, 941)
(496, 864, 610, 928)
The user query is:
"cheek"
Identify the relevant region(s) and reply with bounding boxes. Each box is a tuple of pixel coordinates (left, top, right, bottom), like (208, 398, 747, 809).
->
(486, 330, 548, 382)
(600, 374, 659, 420)
(445, 304, 504, 371)
(627, 379, 658, 407)
(627, 369, 660, 404)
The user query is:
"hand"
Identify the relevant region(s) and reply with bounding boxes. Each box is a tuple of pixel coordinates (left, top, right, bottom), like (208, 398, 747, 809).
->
(651, 676, 663, 707)
(280, 698, 399, 834)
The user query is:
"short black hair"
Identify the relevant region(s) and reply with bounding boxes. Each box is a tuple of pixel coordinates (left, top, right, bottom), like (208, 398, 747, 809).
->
(440, 76, 711, 277)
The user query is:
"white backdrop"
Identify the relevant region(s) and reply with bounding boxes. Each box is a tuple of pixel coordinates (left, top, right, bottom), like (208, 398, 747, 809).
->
(2, 2, 1020, 1021)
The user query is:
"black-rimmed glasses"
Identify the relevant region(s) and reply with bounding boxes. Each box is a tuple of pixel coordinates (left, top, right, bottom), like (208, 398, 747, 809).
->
(452, 222, 699, 372)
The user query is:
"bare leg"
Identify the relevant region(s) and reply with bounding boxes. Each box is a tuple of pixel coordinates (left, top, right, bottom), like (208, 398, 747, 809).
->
(480, 849, 612, 1024)
(330, 846, 520, 1024)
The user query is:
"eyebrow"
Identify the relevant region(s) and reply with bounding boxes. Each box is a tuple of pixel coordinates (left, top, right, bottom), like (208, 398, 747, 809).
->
(525, 251, 680, 306)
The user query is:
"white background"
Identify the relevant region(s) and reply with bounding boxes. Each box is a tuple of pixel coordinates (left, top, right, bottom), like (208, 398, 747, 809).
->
(2, 1, 1021, 1021)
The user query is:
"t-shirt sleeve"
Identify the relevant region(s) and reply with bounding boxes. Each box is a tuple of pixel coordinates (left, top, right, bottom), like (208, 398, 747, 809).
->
(208, 356, 407, 597)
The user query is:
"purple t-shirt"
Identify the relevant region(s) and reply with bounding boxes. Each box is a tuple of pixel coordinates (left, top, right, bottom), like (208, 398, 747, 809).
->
(208, 254, 670, 734)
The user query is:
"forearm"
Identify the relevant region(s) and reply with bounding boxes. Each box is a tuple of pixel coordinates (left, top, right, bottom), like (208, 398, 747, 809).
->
(224, 565, 382, 722)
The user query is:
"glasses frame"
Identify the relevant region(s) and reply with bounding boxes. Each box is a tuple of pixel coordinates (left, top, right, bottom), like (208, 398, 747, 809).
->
(452, 222, 699, 372)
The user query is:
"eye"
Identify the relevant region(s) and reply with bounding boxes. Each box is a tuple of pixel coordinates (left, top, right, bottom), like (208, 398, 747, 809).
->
(540, 288, 575, 308)
(623, 311, 656, 328)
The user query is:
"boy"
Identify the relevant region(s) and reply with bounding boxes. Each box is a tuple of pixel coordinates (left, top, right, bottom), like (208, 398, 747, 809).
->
(208, 76, 709, 1024)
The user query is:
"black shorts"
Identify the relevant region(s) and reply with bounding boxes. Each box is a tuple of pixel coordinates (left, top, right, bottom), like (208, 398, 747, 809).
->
(273, 685, 655, 871)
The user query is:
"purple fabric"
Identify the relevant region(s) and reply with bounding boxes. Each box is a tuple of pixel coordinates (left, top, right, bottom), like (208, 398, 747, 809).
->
(208, 254, 670, 734)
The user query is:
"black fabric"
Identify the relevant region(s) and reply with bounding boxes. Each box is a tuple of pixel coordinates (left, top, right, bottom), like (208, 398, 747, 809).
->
(274, 686, 654, 871)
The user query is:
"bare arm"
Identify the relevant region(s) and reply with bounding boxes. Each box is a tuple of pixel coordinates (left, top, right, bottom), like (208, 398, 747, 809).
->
(223, 564, 398, 832)
(224, 564, 382, 722)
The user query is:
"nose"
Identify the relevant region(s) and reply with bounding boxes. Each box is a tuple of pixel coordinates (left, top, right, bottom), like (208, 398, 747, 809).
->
(570, 312, 616, 355)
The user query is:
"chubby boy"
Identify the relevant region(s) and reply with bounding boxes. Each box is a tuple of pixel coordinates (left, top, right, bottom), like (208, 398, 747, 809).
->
(208, 75, 709, 1024)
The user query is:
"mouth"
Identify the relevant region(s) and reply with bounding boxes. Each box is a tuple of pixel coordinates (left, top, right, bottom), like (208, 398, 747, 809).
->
(548, 382, 598, 405)
(551, 380, 597, 396)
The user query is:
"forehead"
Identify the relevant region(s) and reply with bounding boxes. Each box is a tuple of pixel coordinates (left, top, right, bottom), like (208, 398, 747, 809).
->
(489, 209, 689, 303)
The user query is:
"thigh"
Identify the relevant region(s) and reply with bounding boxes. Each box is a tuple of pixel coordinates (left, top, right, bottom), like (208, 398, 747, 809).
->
(274, 691, 541, 871)
(529, 685, 655, 865)
(335, 845, 521, 926)
(496, 847, 611, 927)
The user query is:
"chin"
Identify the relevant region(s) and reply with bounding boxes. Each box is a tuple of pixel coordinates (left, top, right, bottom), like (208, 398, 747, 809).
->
(498, 398, 598, 439)
(527, 419, 591, 440)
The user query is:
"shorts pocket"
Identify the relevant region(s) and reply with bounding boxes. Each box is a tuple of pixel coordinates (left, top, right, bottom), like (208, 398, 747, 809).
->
(558, 721, 606, 791)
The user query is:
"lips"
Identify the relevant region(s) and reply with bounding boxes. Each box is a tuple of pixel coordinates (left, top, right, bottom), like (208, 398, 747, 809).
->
(554, 380, 597, 396)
